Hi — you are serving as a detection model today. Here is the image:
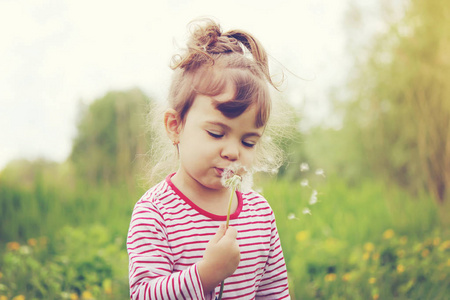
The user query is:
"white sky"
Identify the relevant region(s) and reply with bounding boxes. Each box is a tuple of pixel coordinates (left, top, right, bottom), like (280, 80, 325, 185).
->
(0, 0, 373, 171)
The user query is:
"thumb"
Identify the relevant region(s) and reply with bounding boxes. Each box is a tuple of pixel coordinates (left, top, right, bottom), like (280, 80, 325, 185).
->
(209, 223, 226, 244)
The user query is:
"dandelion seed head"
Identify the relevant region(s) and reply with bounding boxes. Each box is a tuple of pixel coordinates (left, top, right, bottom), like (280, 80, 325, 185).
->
(300, 163, 309, 172)
(302, 208, 312, 215)
(223, 174, 242, 190)
(221, 162, 253, 192)
(301, 179, 309, 187)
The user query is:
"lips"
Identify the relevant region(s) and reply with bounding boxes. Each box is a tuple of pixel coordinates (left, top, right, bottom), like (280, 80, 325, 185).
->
(215, 167, 224, 176)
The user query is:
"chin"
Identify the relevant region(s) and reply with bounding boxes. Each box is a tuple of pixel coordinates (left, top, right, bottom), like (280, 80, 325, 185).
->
(199, 179, 225, 191)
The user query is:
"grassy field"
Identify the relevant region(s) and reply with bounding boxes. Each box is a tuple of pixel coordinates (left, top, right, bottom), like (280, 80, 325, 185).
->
(0, 174, 449, 299)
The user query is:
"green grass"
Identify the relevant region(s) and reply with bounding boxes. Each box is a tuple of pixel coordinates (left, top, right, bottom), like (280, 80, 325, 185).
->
(0, 174, 449, 299)
(262, 176, 449, 299)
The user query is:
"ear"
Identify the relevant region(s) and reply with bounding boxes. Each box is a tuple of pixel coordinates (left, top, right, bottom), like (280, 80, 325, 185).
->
(164, 108, 182, 142)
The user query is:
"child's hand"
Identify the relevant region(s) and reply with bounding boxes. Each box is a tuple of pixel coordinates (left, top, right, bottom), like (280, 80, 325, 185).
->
(197, 224, 240, 293)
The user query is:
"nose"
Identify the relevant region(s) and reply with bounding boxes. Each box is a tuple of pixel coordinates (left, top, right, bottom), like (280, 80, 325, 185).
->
(221, 141, 239, 161)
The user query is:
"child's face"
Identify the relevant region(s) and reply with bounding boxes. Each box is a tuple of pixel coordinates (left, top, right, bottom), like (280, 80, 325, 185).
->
(176, 85, 264, 193)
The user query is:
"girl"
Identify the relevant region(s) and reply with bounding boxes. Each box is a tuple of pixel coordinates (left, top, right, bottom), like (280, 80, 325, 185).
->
(127, 18, 290, 299)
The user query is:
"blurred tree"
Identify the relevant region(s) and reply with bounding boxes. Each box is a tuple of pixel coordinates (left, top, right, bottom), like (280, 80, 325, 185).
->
(70, 88, 152, 186)
(341, 0, 450, 203)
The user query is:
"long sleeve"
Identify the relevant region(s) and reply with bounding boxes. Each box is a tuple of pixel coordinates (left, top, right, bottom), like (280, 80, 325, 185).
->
(255, 211, 290, 299)
(127, 202, 208, 300)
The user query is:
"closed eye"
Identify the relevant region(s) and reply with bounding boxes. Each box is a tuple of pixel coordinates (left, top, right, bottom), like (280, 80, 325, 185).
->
(242, 140, 256, 148)
(207, 131, 224, 138)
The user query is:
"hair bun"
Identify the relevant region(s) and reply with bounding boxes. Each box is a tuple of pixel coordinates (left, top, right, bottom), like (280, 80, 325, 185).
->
(189, 19, 222, 51)
(172, 18, 275, 90)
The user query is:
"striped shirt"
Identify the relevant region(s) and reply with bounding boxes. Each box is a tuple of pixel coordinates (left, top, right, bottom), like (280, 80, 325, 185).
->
(127, 174, 290, 299)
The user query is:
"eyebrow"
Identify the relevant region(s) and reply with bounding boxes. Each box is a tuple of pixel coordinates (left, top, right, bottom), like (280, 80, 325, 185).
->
(205, 121, 262, 138)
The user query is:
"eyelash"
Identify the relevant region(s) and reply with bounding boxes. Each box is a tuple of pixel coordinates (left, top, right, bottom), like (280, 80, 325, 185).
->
(242, 141, 256, 148)
(207, 131, 223, 138)
(207, 131, 256, 148)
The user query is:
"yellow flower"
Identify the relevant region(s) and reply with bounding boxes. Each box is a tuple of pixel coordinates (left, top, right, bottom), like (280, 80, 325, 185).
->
(373, 294, 379, 300)
(369, 277, 377, 284)
(296, 230, 310, 242)
(400, 236, 408, 245)
(7, 241, 20, 251)
(439, 240, 450, 251)
(103, 278, 112, 294)
(364, 242, 375, 252)
(0, 295, 7, 300)
(70, 293, 79, 300)
(12, 295, 25, 300)
(433, 237, 441, 246)
(342, 273, 352, 281)
(81, 291, 94, 300)
(0, 271, 3, 279)
(383, 229, 395, 239)
(421, 249, 430, 258)
(324, 273, 337, 282)
(363, 252, 370, 260)
(447, 258, 450, 267)
(27, 238, 37, 247)
(397, 264, 405, 273)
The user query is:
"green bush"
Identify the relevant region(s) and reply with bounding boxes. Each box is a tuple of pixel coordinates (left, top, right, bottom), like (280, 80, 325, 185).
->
(0, 226, 128, 300)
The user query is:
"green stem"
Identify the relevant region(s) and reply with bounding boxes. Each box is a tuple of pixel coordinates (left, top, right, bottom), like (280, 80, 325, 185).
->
(225, 186, 235, 228)
(217, 185, 236, 300)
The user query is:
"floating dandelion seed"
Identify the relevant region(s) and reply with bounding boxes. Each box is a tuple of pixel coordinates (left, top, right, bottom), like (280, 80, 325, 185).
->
(300, 179, 309, 187)
(287, 213, 299, 220)
(315, 168, 325, 177)
(302, 208, 312, 215)
(309, 190, 318, 205)
(300, 163, 309, 172)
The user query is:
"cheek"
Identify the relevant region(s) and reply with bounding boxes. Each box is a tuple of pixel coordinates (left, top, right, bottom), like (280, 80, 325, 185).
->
(241, 149, 257, 166)
(179, 133, 214, 158)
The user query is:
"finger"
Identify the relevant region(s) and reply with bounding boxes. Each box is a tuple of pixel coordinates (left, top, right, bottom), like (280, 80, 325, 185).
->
(224, 226, 238, 240)
(209, 223, 226, 244)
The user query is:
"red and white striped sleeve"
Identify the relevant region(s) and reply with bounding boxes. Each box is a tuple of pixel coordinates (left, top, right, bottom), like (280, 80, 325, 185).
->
(255, 210, 290, 299)
(127, 200, 209, 300)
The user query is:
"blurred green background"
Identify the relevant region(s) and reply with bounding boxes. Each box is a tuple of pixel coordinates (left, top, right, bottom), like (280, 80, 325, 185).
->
(1, 0, 449, 299)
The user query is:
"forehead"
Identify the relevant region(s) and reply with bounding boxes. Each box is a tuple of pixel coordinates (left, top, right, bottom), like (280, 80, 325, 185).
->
(187, 93, 262, 131)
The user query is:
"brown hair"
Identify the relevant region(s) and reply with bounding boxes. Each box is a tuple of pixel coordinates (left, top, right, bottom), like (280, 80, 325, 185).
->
(168, 18, 277, 128)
